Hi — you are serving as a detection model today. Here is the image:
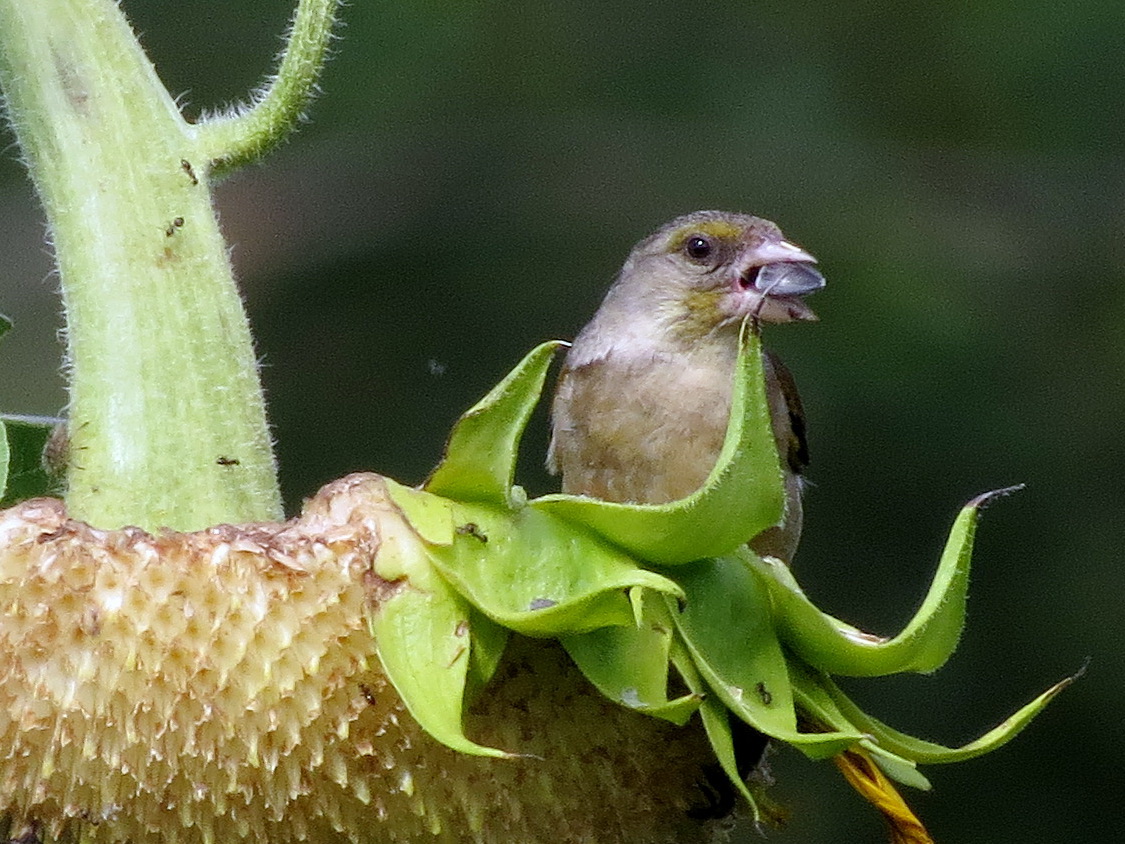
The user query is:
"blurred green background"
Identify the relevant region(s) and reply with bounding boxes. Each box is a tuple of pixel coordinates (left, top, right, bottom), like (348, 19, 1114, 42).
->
(0, 0, 1120, 840)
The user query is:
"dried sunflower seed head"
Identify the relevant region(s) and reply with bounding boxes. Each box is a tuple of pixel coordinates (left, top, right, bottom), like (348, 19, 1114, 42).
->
(0, 475, 723, 844)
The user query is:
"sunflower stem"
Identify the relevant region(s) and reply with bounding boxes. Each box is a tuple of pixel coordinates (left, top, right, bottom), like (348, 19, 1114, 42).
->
(0, 0, 337, 529)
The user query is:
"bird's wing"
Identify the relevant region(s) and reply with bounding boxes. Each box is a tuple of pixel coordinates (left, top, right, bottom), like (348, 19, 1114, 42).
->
(764, 349, 809, 476)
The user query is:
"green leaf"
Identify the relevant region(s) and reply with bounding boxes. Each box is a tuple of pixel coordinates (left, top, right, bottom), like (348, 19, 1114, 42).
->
(671, 641, 763, 823)
(786, 659, 931, 790)
(368, 504, 512, 759)
(385, 479, 684, 637)
(750, 488, 1022, 677)
(383, 477, 458, 546)
(435, 499, 684, 637)
(666, 555, 860, 758)
(0, 415, 63, 506)
(820, 667, 1081, 765)
(533, 323, 785, 565)
(425, 341, 563, 507)
(862, 745, 933, 791)
(562, 593, 702, 726)
(0, 313, 12, 341)
(466, 608, 510, 695)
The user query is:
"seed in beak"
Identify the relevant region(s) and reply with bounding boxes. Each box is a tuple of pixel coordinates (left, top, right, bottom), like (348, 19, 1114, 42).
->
(752, 262, 826, 297)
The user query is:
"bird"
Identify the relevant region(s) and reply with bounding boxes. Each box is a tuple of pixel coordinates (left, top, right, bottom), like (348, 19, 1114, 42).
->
(547, 210, 824, 564)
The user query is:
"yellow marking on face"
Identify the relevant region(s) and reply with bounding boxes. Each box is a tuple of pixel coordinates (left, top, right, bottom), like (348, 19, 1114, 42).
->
(669, 287, 726, 341)
(665, 220, 744, 253)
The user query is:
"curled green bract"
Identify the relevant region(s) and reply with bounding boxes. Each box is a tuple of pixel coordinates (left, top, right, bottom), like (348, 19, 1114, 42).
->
(369, 327, 1071, 820)
(534, 322, 784, 564)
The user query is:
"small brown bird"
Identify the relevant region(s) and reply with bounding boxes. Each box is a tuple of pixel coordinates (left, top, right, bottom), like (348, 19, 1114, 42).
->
(548, 211, 824, 563)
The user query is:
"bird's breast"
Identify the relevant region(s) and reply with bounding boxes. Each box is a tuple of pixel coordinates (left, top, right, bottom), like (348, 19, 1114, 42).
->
(551, 349, 734, 504)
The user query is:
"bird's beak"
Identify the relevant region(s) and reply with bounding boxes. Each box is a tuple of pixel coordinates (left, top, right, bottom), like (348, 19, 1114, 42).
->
(737, 240, 826, 323)
(751, 240, 818, 267)
(753, 260, 826, 297)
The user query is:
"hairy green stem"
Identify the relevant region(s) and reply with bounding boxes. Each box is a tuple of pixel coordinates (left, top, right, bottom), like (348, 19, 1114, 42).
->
(0, 0, 337, 529)
(200, 0, 340, 177)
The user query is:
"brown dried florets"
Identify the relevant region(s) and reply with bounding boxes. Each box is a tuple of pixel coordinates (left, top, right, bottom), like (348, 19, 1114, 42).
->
(0, 475, 722, 844)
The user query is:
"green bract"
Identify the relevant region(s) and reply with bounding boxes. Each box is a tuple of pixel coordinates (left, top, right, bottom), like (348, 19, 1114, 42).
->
(0, 315, 63, 506)
(371, 323, 1074, 822)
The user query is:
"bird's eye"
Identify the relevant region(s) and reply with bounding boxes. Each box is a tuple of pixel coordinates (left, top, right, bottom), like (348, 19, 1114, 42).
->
(684, 235, 713, 262)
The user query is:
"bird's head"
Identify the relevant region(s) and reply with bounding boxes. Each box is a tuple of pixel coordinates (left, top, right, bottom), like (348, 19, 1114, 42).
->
(612, 211, 825, 344)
